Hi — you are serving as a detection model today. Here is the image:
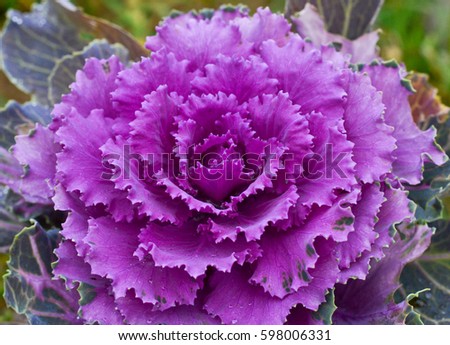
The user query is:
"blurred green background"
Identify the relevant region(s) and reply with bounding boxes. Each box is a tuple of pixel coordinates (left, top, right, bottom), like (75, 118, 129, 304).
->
(0, 0, 449, 323)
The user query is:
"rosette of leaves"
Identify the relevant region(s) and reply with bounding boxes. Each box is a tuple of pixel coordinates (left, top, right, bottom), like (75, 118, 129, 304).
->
(0, 0, 448, 325)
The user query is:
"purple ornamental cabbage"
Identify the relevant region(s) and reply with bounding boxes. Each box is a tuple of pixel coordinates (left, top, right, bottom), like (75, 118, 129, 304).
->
(6, 7, 447, 324)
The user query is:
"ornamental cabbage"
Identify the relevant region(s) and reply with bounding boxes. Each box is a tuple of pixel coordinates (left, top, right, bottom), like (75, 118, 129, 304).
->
(4, 6, 447, 324)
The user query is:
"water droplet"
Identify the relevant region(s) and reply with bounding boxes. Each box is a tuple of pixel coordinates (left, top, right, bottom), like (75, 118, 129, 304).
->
(231, 319, 238, 324)
(11, 16, 23, 25)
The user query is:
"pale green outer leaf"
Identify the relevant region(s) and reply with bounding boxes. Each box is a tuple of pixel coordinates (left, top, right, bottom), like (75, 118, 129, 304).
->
(311, 289, 336, 325)
(404, 289, 429, 325)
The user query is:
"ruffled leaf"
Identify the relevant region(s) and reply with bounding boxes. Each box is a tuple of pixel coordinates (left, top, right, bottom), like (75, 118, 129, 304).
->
(261, 36, 346, 125)
(204, 265, 299, 325)
(53, 239, 124, 324)
(77, 282, 124, 325)
(192, 55, 278, 104)
(101, 137, 189, 224)
(233, 7, 291, 50)
(296, 112, 356, 207)
(207, 185, 300, 242)
(177, 93, 242, 146)
(408, 187, 444, 223)
(85, 217, 199, 310)
(338, 185, 413, 283)
(146, 13, 251, 70)
(55, 109, 120, 206)
(129, 85, 181, 170)
(334, 223, 433, 324)
(139, 222, 261, 278)
(55, 105, 134, 223)
(53, 56, 124, 123)
(251, 197, 355, 299)
(112, 49, 194, 122)
(12, 124, 59, 204)
(364, 64, 447, 184)
(342, 71, 396, 183)
(51, 185, 100, 257)
(247, 92, 312, 165)
(48, 39, 129, 105)
(335, 183, 384, 269)
(286, 289, 337, 325)
(116, 290, 220, 325)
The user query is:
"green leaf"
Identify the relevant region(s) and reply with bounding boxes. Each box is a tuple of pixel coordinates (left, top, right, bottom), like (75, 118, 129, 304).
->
(408, 187, 443, 222)
(0, 101, 51, 149)
(0, 0, 145, 106)
(408, 163, 450, 223)
(77, 282, 97, 307)
(398, 222, 450, 324)
(285, 0, 384, 39)
(48, 39, 129, 104)
(311, 289, 336, 325)
(3, 222, 80, 324)
(403, 290, 429, 325)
